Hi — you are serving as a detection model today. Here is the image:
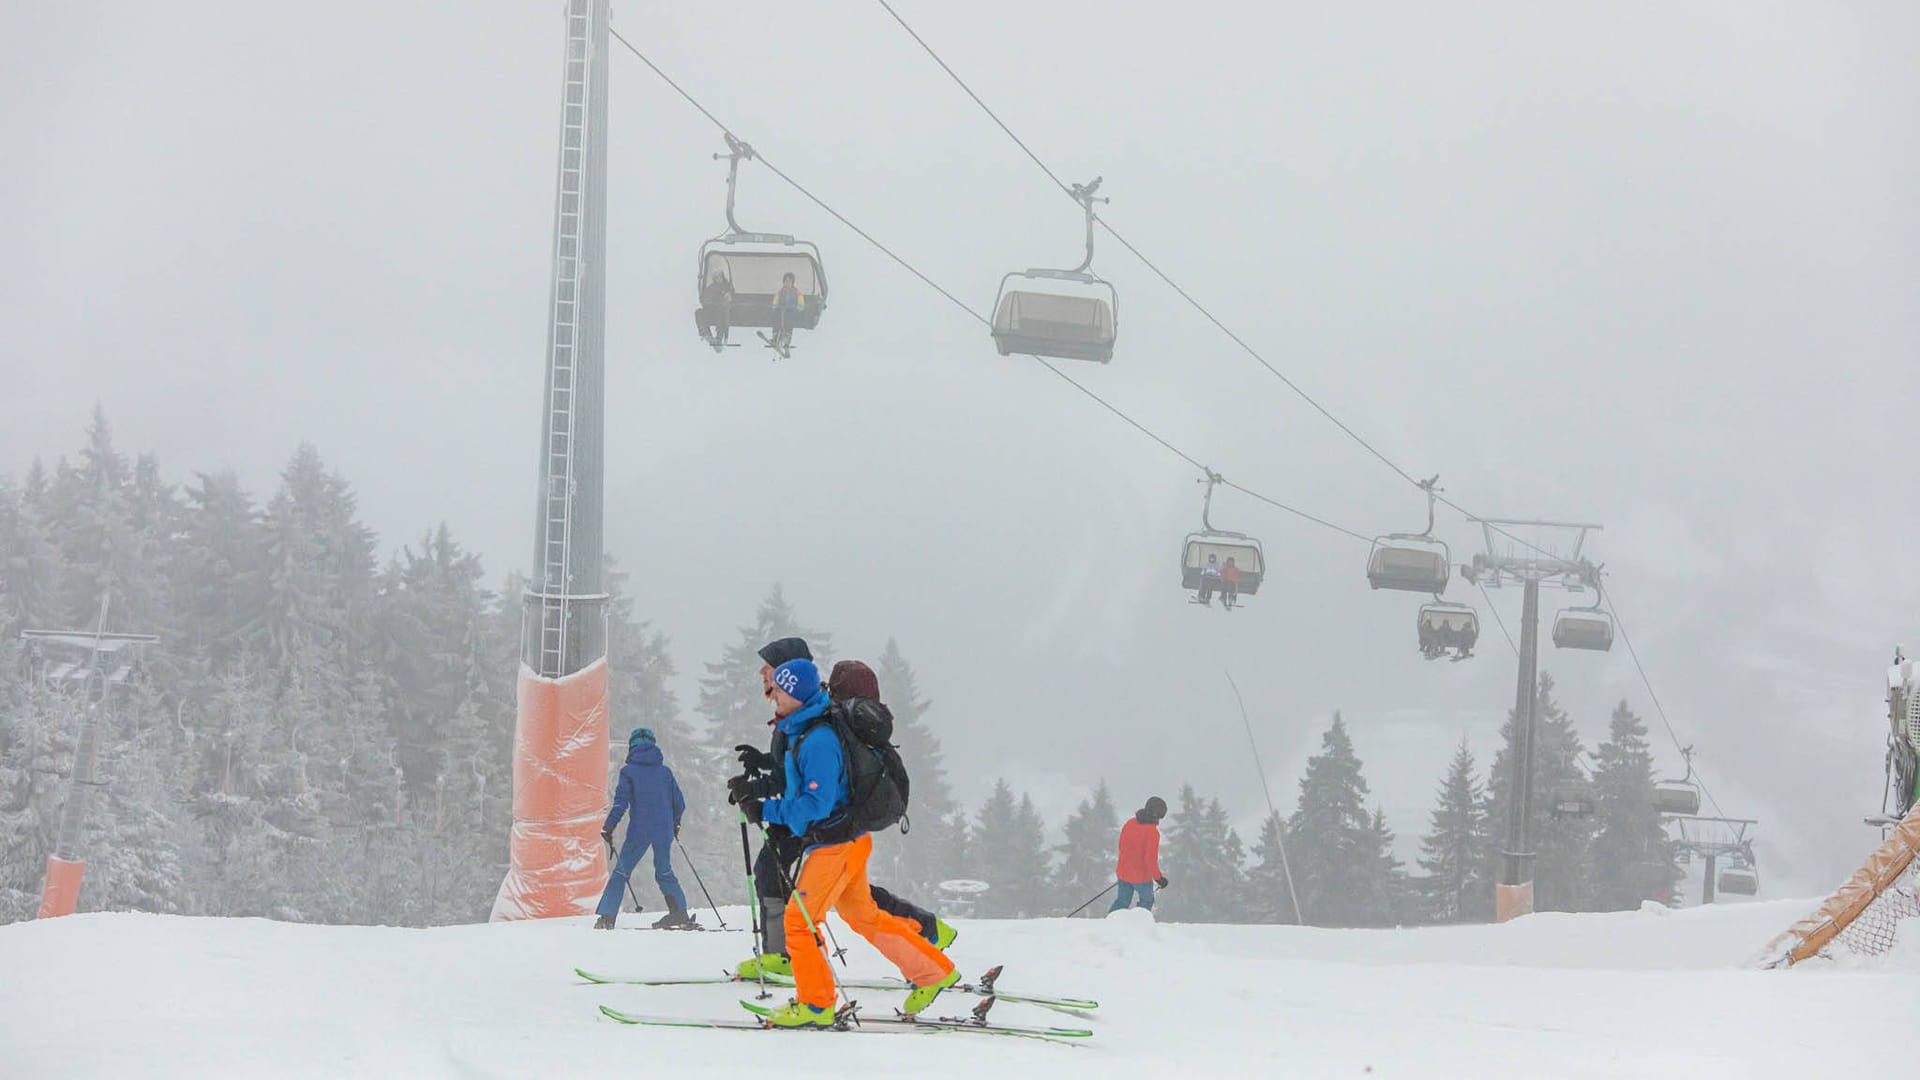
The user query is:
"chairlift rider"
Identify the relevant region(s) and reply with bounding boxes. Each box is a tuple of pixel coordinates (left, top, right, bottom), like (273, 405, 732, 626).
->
(697, 271, 734, 348)
(1196, 553, 1223, 607)
(771, 272, 805, 351)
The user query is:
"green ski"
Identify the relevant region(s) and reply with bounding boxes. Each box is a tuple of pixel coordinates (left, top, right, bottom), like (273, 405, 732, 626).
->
(574, 964, 1098, 1015)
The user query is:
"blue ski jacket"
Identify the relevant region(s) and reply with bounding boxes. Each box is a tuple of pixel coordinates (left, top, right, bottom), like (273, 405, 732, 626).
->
(759, 688, 845, 839)
(604, 741, 685, 842)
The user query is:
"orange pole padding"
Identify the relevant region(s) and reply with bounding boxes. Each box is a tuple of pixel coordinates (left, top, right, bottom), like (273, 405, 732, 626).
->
(491, 659, 611, 921)
(1494, 881, 1533, 923)
(1755, 802, 1920, 968)
(38, 856, 86, 919)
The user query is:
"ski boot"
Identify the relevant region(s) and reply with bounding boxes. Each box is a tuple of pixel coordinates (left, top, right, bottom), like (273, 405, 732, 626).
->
(930, 918, 958, 951)
(735, 952, 793, 979)
(901, 968, 961, 1016)
(651, 898, 696, 930)
(761, 1000, 837, 1029)
(593, 914, 616, 930)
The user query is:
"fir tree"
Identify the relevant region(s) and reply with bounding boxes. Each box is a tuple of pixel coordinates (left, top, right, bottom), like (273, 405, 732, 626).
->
(871, 639, 962, 897)
(1484, 673, 1597, 912)
(1588, 701, 1676, 910)
(1287, 712, 1402, 926)
(1053, 780, 1121, 915)
(1161, 785, 1248, 923)
(970, 780, 1050, 917)
(1417, 739, 1490, 923)
(1245, 811, 1300, 924)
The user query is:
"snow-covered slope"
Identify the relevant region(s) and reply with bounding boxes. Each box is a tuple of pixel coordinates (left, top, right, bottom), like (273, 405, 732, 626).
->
(1, 901, 1910, 1078)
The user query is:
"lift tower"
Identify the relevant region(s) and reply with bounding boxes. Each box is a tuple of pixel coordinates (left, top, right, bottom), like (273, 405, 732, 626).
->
(1461, 519, 1604, 922)
(493, 0, 613, 921)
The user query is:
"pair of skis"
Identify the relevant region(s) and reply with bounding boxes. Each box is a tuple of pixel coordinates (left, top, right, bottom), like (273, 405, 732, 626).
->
(584, 965, 1095, 1042)
(575, 965, 1097, 1015)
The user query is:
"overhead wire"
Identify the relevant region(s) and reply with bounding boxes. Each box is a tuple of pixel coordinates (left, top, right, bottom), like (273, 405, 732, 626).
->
(872, 0, 1733, 794)
(1601, 586, 1730, 820)
(605, 25, 1363, 548)
(869, 0, 1567, 568)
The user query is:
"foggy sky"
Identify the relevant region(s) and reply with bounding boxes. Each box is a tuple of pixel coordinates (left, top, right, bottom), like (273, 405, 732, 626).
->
(5, 2, 1918, 891)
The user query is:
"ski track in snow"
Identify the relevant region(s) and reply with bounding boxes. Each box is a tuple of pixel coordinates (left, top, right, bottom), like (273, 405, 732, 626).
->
(1, 901, 1911, 1078)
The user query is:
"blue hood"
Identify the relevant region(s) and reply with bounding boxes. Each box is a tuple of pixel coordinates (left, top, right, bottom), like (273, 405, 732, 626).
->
(626, 741, 663, 767)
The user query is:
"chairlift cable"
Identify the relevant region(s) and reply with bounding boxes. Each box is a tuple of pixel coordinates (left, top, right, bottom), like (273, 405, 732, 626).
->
(1601, 586, 1730, 821)
(608, 27, 1363, 547)
(867, 1, 1567, 569)
(1474, 580, 1519, 659)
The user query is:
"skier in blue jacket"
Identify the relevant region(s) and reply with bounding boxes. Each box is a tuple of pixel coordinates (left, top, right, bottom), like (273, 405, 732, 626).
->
(595, 728, 691, 929)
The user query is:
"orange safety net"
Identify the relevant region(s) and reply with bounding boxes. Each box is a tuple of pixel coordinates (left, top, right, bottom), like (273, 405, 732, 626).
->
(1757, 803, 1920, 967)
(491, 659, 610, 921)
(1494, 882, 1534, 923)
(38, 856, 85, 919)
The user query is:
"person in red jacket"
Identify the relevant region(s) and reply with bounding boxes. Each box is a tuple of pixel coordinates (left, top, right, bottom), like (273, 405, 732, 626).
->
(1110, 795, 1170, 912)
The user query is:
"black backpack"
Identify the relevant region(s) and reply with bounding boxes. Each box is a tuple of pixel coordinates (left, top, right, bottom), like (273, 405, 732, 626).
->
(798, 699, 910, 845)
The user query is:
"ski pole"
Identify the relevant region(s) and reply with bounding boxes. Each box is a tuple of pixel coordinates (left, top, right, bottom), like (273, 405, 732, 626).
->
(766, 833, 847, 964)
(754, 820, 849, 972)
(677, 838, 728, 929)
(1065, 881, 1118, 918)
(606, 835, 644, 914)
(738, 818, 769, 1000)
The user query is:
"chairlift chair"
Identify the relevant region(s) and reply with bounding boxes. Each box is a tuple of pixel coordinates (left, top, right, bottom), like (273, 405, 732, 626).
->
(1552, 609, 1615, 651)
(1416, 602, 1478, 661)
(1652, 781, 1701, 816)
(990, 178, 1117, 363)
(1717, 866, 1759, 896)
(695, 135, 828, 354)
(1182, 470, 1264, 609)
(1368, 541, 1452, 594)
(1367, 478, 1451, 593)
(1550, 783, 1596, 819)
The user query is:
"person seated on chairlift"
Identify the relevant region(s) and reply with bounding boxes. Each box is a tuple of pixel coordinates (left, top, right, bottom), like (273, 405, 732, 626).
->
(698, 271, 734, 345)
(1220, 556, 1242, 609)
(1197, 553, 1222, 605)
(772, 271, 804, 346)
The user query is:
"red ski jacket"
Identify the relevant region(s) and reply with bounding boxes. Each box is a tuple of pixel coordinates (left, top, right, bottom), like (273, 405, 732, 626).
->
(1115, 817, 1163, 884)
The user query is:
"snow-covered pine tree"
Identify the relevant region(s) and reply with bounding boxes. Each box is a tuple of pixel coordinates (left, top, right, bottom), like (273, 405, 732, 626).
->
(869, 639, 962, 898)
(1589, 701, 1676, 910)
(1416, 738, 1490, 923)
(970, 780, 1050, 916)
(1245, 811, 1298, 923)
(1161, 785, 1248, 923)
(1286, 712, 1390, 926)
(1484, 673, 1598, 912)
(1052, 780, 1121, 915)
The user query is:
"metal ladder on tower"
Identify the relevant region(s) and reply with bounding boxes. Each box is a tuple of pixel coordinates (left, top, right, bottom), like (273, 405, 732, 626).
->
(536, 0, 594, 678)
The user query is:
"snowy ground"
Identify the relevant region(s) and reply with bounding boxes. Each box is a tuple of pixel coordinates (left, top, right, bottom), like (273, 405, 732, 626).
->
(1, 900, 1911, 1078)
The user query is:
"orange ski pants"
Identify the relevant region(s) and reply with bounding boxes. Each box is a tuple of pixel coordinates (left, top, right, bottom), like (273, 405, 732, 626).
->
(786, 833, 954, 1009)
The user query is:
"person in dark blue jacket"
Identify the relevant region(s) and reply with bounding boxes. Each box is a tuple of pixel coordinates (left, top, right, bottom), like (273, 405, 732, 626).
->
(595, 727, 691, 929)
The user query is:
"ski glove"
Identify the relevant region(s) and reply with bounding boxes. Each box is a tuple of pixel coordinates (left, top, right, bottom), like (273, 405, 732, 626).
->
(740, 797, 766, 825)
(601, 829, 614, 845)
(1156, 876, 1169, 889)
(734, 743, 777, 774)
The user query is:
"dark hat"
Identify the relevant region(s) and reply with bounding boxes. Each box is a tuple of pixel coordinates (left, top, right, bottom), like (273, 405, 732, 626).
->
(828, 660, 880, 701)
(757, 637, 813, 668)
(1144, 796, 1168, 821)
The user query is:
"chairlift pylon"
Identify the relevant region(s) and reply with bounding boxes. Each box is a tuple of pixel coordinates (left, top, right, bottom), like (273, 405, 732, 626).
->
(991, 178, 1117, 363)
(695, 134, 828, 357)
(1182, 470, 1263, 611)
